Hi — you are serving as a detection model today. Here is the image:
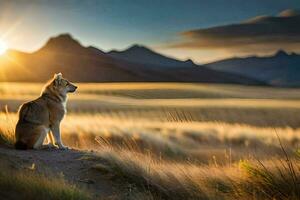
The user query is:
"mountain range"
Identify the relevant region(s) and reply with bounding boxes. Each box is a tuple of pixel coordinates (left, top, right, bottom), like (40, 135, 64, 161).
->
(108, 45, 196, 68)
(205, 50, 300, 87)
(0, 33, 298, 86)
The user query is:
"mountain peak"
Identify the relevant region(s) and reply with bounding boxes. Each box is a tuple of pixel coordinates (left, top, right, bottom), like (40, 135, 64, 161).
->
(290, 52, 299, 57)
(87, 46, 106, 55)
(127, 44, 152, 52)
(53, 33, 74, 40)
(108, 44, 198, 68)
(184, 59, 196, 65)
(274, 50, 289, 57)
(40, 33, 84, 52)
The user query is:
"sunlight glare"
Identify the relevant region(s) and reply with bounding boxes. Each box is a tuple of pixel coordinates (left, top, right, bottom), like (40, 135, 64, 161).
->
(0, 40, 7, 55)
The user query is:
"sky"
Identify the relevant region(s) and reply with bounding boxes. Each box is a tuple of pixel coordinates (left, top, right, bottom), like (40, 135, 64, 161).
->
(0, 0, 299, 63)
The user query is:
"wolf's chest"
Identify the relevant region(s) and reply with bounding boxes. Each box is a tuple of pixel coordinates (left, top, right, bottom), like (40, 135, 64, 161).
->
(48, 102, 66, 124)
(62, 101, 67, 113)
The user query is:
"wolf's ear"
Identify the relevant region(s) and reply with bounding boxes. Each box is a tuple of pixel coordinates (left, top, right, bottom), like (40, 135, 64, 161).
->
(53, 73, 62, 86)
(54, 72, 62, 80)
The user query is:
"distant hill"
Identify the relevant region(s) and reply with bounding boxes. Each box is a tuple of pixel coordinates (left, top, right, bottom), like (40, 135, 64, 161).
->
(205, 50, 300, 87)
(0, 33, 264, 85)
(108, 44, 196, 68)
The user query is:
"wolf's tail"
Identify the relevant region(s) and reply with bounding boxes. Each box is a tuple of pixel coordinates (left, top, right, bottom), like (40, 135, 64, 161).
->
(15, 140, 27, 150)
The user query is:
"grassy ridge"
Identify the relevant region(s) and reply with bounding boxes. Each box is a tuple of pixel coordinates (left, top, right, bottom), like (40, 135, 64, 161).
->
(0, 167, 89, 200)
(1, 109, 300, 199)
(0, 110, 90, 200)
(92, 139, 300, 200)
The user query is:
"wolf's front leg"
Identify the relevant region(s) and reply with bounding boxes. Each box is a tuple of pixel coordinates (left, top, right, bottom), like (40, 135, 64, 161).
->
(43, 133, 58, 149)
(33, 126, 49, 149)
(51, 124, 68, 150)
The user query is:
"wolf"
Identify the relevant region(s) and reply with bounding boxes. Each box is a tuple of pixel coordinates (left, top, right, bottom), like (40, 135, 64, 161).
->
(14, 73, 77, 150)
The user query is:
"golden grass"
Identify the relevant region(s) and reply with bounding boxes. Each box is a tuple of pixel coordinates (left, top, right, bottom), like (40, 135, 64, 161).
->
(0, 107, 15, 146)
(1, 110, 300, 161)
(2, 83, 300, 128)
(2, 82, 300, 99)
(1, 83, 300, 199)
(0, 166, 89, 200)
(1, 110, 300, 199)
(92, 139, 300, 200)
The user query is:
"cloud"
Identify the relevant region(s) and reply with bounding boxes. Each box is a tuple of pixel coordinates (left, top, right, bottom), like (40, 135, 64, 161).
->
(167, 9, 300, 54)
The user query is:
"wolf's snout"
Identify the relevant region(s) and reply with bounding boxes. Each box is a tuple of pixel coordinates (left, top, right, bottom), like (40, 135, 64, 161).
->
(71, 85, 78, 92)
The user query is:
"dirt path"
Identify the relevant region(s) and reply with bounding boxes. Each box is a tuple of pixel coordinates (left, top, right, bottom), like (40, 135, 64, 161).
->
(0, 146, 118, 199)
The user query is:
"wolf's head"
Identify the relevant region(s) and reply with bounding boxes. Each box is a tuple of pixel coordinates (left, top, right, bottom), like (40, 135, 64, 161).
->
(52, 73, 77, 94)
(43, 73, 77, 101)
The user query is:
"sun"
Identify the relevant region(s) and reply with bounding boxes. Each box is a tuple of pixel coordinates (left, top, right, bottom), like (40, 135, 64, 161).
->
(0, 40, 7, 55)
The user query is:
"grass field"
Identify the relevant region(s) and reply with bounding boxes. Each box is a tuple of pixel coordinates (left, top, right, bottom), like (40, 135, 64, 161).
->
(1, 82, 300, 199)
(2, 82, 300, 127)
(0, 166, 89, 200)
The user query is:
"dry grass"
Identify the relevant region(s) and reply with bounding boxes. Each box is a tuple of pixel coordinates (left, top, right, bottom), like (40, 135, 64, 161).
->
(1, 83, 300, 199)
(2, 83, 300, 127)
(0, 106, 15, 146)
(1, 109, 300, 199)
(2, 111, 300, 162)
(0, 166, 89, 200)
(92, 139, 300, 200)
